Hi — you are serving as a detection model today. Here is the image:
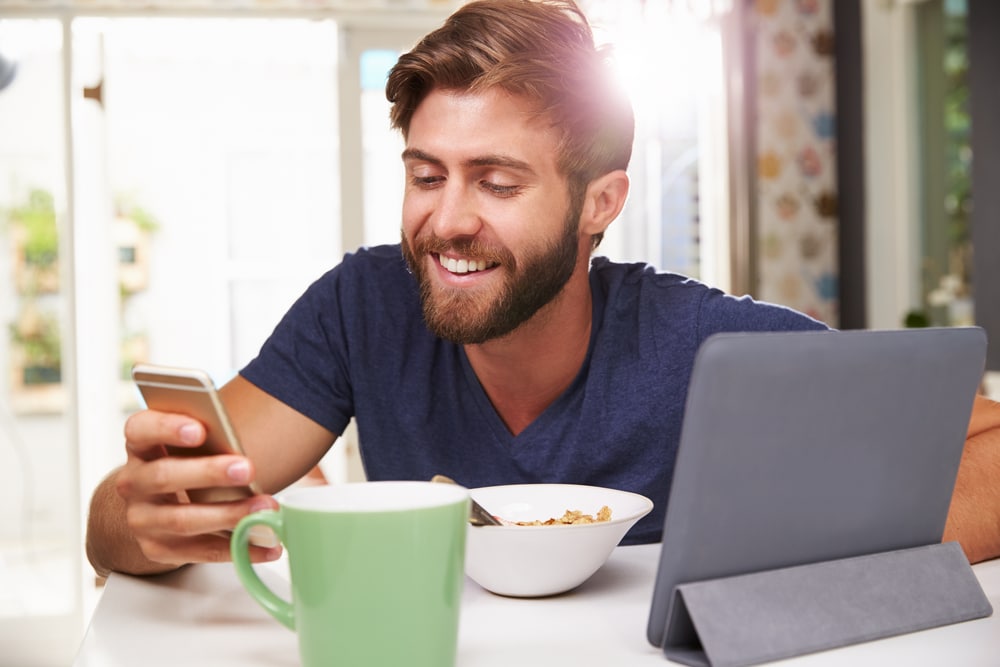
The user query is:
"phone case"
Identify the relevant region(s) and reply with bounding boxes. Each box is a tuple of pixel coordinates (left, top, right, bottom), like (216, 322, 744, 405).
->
(132, 363, 261, 500)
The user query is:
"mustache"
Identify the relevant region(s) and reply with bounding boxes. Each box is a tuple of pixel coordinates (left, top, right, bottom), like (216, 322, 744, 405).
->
(408, 233, 514, 267)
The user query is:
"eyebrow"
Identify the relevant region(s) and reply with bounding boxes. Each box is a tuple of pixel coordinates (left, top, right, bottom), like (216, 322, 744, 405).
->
(401, 148, 536, 175)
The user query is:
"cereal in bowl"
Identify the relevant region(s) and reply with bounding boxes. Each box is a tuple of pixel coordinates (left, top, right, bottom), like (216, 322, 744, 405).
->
(514, 505, 612, 526)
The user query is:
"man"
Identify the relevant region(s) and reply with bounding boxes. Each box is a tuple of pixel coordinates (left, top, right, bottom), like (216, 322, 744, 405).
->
(85, 0, 1000, 577)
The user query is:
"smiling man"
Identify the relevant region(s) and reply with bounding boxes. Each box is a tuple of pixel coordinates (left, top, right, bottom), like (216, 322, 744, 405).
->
(396, 86, 625, 434)
(86, 0, 1000, 578)
(399, 90, 590, 348)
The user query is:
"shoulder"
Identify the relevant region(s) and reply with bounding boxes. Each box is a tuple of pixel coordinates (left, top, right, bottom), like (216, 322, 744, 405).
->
(589, 255, 830, 335)
(302, 244, 415, 303)
(590, 255, 709, 304)
(330, 244, 410, 282)
(266, 243, 421, 350)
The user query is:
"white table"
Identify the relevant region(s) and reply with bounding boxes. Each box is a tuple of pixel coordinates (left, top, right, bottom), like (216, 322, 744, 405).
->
(74, 544, 1000, 666)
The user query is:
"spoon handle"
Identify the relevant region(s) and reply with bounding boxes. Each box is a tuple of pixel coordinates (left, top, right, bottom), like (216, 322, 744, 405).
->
(431, 475, 502, 526)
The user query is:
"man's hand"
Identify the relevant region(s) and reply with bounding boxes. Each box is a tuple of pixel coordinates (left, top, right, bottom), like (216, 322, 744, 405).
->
(87, 409, 281, 576)
(87, 376, 336, 577)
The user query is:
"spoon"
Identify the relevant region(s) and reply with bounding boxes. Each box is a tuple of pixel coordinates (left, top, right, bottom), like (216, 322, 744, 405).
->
(431, 475, 503, 526)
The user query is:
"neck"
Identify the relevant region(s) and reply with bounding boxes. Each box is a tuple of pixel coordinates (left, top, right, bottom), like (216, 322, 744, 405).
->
(464, 258, 593, 436)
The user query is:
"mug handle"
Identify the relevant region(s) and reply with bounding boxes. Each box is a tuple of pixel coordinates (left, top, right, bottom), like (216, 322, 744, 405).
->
(231, 510, 295, 630)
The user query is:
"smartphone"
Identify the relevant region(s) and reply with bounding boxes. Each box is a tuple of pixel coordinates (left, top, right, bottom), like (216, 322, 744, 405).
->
(131, 363, 262, 503)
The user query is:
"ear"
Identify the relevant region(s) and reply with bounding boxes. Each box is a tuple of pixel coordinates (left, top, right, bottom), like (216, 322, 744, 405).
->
(579, 170, 629, 237)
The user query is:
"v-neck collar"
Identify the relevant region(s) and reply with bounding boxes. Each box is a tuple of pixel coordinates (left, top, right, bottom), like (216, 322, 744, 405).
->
(456, 273, 606, 444)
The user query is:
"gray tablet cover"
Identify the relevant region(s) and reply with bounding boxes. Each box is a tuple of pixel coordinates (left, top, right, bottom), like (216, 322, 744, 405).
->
(646, 327, 988, 650)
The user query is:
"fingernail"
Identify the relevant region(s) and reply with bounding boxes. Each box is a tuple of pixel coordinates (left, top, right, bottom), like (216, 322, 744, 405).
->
(264, 546, 283, 561)
(179, 422, 201, 444)
(227, 460, 251, 483)
(250, 498, 273, 513)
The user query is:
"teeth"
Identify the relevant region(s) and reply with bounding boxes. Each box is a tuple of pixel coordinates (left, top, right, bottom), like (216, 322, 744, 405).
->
(441, 256, 493, 274)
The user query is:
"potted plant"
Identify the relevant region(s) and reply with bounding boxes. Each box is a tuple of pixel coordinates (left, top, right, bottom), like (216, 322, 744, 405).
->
(5, 188, 62, 388)
(8, 187, 59, 294)
(9, 307, 61, 385)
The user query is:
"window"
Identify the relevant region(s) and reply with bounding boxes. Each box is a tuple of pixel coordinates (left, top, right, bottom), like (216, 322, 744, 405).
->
(0, 15, 346, 663)
(584, 0, 732, 291)
(0, 17, 80, 664)
(912, 0, 972, 328)
(0, 6, 741, 663)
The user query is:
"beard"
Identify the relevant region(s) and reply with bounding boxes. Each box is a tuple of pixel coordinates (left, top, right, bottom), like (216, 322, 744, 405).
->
(401, 202, 583, 345)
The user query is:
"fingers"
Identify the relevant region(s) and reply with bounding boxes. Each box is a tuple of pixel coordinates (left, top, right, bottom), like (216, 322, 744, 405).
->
(124, 409, 206, 461)
(126, 494, 283, 567)
(117, 407, 284, 567)
(120, 408, 256, 501)
(127, 492, 273, 537)
(116, 452, 253, 500)
(134, 530, 283, 567)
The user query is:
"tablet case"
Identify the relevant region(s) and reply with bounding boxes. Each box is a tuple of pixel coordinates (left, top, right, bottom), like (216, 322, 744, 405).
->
(661, 541, 991, 667)
(646, 327, 992, 661)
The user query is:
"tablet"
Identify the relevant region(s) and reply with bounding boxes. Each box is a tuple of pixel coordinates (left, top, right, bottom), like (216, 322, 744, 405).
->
(646, 327, 987, 650)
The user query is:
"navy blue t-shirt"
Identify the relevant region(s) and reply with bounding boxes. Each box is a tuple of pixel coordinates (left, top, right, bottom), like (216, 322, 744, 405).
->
(241, 244, 828, 544)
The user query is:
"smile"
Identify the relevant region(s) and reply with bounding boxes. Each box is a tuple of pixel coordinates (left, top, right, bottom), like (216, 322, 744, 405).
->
(437, 254, 498, 275)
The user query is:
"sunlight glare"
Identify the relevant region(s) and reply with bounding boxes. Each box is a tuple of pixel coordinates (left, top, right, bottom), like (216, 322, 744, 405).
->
(604, 3, 718, 132)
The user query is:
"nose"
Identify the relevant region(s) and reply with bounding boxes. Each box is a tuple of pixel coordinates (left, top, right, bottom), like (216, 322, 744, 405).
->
(430, 182, 483, 240)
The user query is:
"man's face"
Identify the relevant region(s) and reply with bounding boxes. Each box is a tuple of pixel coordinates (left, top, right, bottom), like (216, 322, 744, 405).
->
(400, 87, 585, 345)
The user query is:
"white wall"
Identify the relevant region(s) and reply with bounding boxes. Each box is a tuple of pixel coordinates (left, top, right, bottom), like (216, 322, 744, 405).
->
(861, 1, 924, 329)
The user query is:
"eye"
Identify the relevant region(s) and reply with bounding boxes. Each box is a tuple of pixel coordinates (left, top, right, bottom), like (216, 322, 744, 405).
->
(480, 181, 522, 197)
(410, 175, 444, 189)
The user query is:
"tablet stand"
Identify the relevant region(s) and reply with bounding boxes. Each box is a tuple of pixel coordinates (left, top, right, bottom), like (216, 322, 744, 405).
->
(661, 541, 992, 667)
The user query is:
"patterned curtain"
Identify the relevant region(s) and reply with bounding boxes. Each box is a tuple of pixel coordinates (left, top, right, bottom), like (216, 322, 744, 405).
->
(753, 0, 839, 326)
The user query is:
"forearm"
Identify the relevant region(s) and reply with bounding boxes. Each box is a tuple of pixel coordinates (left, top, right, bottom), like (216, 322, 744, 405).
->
(85, 469, 180, 578)
(942, 394, 1000, 563)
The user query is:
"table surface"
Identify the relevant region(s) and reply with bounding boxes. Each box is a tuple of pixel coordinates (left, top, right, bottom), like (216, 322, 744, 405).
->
(74, 543, 1000, 667)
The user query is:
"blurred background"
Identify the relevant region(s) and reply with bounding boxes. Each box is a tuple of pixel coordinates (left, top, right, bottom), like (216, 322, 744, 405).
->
(0, 0, 997, 663)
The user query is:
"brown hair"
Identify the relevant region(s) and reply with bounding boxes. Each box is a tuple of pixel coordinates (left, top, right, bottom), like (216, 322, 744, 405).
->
(386, 0, 634, 227)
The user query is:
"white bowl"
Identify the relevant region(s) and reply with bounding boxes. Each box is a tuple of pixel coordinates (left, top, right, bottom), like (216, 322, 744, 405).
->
(465, 484, 654, 597)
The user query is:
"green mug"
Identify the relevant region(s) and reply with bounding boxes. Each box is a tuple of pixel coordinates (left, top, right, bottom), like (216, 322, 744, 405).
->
(231, 481, 469, 667)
